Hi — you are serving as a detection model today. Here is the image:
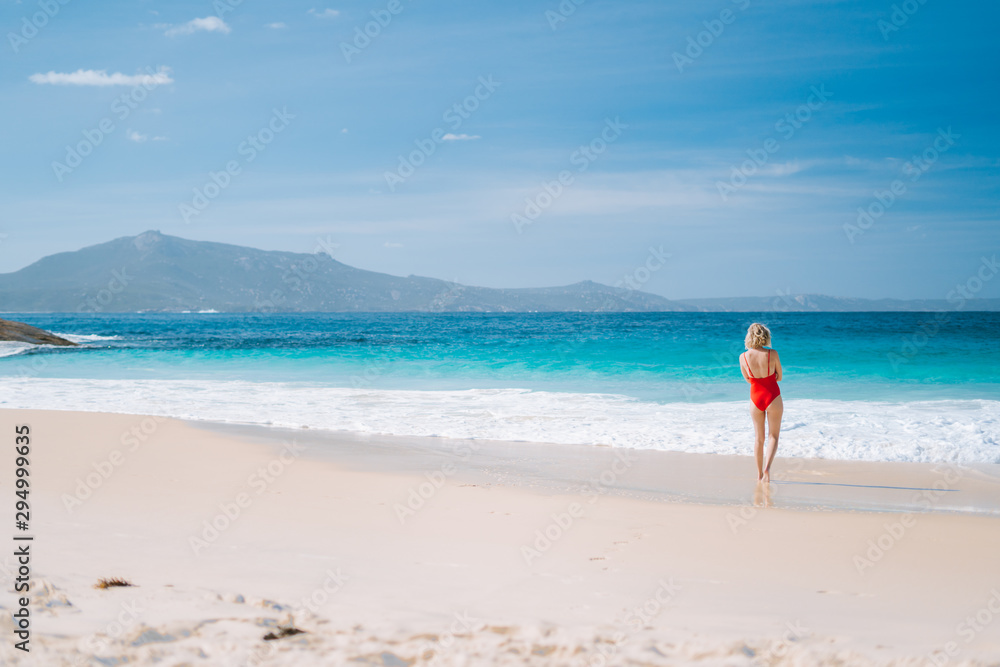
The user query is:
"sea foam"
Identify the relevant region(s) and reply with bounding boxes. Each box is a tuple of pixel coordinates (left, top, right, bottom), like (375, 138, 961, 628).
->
(1, 378, 998, 464)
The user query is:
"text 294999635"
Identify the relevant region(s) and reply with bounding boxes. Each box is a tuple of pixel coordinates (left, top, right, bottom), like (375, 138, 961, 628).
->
(13, 424, 32, 652)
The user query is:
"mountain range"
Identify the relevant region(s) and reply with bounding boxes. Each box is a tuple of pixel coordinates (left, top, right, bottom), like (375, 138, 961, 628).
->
(0, 231, 995, 313)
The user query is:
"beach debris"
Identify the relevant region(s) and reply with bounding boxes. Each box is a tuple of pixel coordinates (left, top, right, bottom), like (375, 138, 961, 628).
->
(263, 626, 307, 641)
(94, 577, 134, 589)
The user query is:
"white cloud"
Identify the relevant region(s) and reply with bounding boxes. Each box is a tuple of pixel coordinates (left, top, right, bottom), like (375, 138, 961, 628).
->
(341, 128, 349, 134)
(265, 22, 288, 29)
(442, 133, 481, 141)
(384, 242, 403, 248)
(29, 66, 174, 87)
(760, 161, 805, 177)
(128, 131, 168, 143)
(308, 8, 340, 18)
(165, 16, 231, 37)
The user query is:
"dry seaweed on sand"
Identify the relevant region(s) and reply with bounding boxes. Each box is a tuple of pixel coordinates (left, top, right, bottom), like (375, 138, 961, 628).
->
(263, 627, 307, 641)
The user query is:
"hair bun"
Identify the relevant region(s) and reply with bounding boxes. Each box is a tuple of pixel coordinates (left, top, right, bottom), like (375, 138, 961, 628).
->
(745, 322, 771, 349)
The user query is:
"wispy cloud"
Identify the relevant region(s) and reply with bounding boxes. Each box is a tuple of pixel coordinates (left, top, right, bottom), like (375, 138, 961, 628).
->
(308, 8, 340, 18)
(29, 67, 174, 87)
(760, 161, 806, 177)
(442, 133, 481, 141)
(165, 16, 231, 37)
(127, 131, 169, 143)
(265, 22, 288, 29)
(384, 241, 403, 248)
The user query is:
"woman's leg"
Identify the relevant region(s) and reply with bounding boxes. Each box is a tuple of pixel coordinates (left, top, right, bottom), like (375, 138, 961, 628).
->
(750, 404, 766, 480)
(763, 395, 783, 482)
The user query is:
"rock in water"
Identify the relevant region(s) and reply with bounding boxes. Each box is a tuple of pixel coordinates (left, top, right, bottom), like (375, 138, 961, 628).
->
(0, 318, 78, 346)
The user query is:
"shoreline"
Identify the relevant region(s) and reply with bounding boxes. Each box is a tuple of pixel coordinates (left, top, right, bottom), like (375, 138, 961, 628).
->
(3, 408, 1000, 665)
(196, 418, 1000, 517)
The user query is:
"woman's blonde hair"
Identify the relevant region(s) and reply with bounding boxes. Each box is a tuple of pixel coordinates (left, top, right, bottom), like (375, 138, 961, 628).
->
(745, 322, 771, 349)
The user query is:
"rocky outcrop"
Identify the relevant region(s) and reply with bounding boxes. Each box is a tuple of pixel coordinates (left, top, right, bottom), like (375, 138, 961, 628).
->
(0, 318, 77, 346)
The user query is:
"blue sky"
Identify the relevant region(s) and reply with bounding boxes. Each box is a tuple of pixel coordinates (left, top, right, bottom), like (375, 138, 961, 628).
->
(1, 0, 997, 300)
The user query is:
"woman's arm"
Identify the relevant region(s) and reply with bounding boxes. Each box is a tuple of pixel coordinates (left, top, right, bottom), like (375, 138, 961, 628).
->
(738, 353, 751, 384)
(774, 350, 782, 381)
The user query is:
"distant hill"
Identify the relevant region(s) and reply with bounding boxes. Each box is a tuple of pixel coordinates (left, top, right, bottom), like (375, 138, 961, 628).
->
(0, 231, 690, 313)
(677, 295, 1000, 312)
(1, 231, 995, 313)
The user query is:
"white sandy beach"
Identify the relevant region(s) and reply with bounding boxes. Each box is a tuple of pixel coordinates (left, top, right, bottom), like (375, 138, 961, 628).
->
(2, 408, 1000, 666)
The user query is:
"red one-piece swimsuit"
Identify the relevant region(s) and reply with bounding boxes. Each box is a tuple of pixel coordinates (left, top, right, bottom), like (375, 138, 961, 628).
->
(744, 348, 780, 411)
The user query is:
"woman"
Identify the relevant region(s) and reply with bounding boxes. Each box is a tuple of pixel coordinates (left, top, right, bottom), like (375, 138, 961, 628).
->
(738, 323, 783, 483)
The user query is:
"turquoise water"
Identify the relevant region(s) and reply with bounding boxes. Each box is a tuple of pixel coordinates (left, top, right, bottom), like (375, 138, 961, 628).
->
(2, 312, 998, 403)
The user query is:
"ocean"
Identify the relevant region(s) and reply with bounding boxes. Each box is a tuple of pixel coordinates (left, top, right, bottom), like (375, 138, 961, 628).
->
(2, 312, 998, 464)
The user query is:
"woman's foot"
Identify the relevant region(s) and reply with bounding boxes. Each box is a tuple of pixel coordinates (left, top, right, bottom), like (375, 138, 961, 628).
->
(762, 469, 770, 483)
